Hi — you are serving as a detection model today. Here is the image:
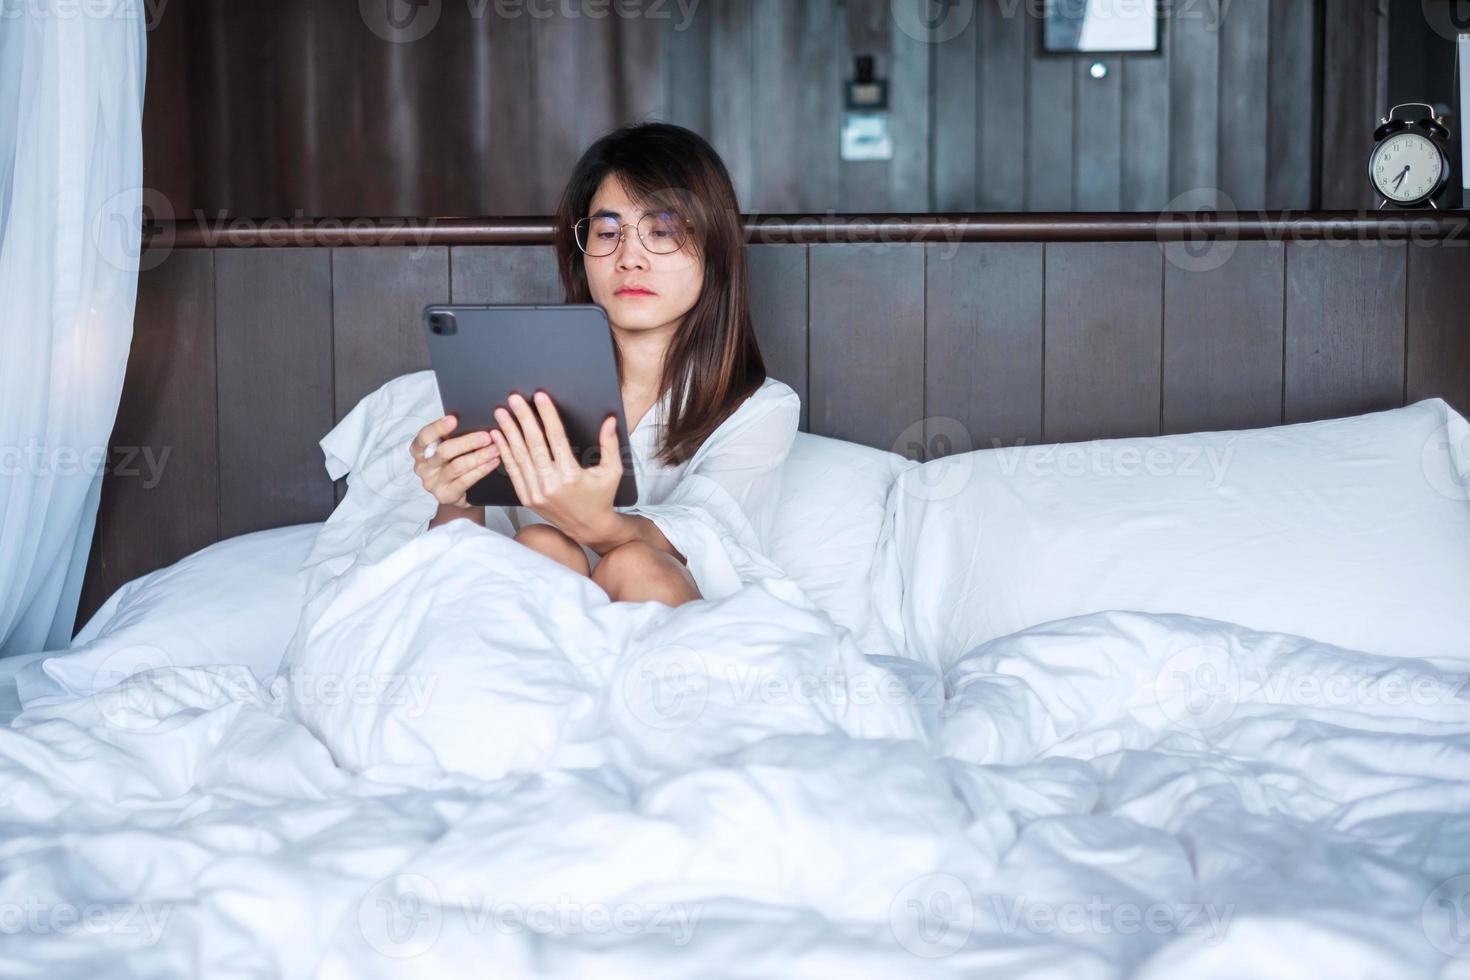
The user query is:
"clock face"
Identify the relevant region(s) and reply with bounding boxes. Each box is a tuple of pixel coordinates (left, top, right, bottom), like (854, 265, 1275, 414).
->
(1370, 132, 1446, 204)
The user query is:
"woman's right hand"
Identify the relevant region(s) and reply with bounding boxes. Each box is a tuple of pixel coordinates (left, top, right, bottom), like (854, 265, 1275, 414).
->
(411, 414, 502, 508)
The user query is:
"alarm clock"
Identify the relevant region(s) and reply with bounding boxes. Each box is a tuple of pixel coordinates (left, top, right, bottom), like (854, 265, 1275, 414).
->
(1369, 102, 1452, 209)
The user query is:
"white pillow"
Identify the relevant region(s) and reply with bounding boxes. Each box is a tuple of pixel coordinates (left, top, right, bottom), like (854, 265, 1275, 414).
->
(769, 432, 915, 640)
(872, 398, 1470, 672)
(15, 523, 320, 707)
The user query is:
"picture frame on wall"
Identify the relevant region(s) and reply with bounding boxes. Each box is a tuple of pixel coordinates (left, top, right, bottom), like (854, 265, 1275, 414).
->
(1042, 0, 1162, 55)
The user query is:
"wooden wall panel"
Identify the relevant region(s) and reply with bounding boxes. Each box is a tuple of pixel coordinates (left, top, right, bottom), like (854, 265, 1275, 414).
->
(215, 249, 336, 536)
(709, 0, 757, 207)
(332, 248, 448, 423)
(1162, 243, 1286, 434)
(924, 243, 1044, 450)
(977, 0, 1028, 212)
(1218, 0, 1271, 209)
(808, 244, 925, 451)
(478, 7, 538, 214)
(1406, 243, 1470, 419)
(1120, 37, 1171, 212)
(1075, 57, 1123, 211)
(1266, 0, 1320, 209)
(155, 0, 1351, 217)
(931, 1, 978, 212)
(79, 251, 218, 627)
(1026, 13, 1075, 211)
(1043, 243, 1164, 442)
(1284, 242, 1407, 422)
(840, 0, 930, 212)
(746, 244, 810, 429)
(1321, 0, 1391, 209)
(449, 247, 564, 304)
(662, 0, 712, 137)
(1168, 0, 1222, 206)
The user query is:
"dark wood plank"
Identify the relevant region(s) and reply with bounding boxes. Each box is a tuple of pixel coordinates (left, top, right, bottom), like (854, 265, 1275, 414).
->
(1121, 43, 1171, 211)
(792, 0, 843, 212)
(808, 244, 925, 451)
(838, 0, 890, 211)
(1217, 0, 1270, 209)
(977, 0, 1028, 211)
(746, 244, 810, 430)
(838, 0, 931, 211)
(533, 11, 617, 211)
(613, 8, 665, 126)
(662, 0, 712, 138)
(925, 243, 1044, 451)
(1075, 57, 1123, 211)
(884, 0, 933, 212)
(1168, 0, 1221, 206)
(215, 248, 336, 537)
(1026, 13, 1074, 210)
(710, 0, 756, 206)
(332, 247, 449, 420)
(1406, 242, 1470, 419)
(930, 0, 978, 211)
(1320, 0, 1389, 209)
(1043, 242, 1165, 442)
(1284, 241, 1408, 422)
(79, 251, 219, 626)
(478, 5, 537, 214)
(1162, 243, 1285, 434)
(449, 246, 563, 303)
(751, 0, 807, 211)
(1267, 0, 1319, 209)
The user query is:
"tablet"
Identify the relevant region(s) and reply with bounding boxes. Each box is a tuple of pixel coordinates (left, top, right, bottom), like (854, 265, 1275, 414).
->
(423, 304, 638, 508)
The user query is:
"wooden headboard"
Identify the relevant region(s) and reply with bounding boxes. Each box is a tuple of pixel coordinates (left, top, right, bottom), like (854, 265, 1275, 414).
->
(79, 212, 1470, 627)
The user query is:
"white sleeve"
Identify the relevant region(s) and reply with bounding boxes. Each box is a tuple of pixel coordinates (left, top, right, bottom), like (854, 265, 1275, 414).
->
(619, 381, 801, 599)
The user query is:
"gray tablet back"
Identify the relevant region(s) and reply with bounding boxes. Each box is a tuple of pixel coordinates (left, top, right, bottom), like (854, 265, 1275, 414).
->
(423, 304, 638, 508)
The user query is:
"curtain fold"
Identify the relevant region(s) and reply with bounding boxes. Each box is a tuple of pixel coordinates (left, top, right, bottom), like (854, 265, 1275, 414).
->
(0, 0, 146, 657)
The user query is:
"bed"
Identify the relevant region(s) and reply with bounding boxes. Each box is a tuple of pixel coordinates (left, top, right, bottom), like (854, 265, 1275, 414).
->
(5, 216, 1470, 978)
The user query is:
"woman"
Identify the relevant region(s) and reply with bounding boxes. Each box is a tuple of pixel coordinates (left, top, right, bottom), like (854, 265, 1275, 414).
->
(409, 122, 800, 607)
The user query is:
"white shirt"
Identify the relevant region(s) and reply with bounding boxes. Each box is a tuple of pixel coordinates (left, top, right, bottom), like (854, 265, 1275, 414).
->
(502, 376, 801, 598)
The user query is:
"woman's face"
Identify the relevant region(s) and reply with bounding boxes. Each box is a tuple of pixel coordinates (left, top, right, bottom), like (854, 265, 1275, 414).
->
(581, 174, 704, 336)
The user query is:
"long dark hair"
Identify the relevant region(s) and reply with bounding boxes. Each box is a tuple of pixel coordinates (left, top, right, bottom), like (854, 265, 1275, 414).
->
(552, 122, 767, 466)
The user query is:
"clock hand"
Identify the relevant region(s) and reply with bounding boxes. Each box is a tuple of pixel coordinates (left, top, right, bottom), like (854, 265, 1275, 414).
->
(1392, 165, 1410, 191)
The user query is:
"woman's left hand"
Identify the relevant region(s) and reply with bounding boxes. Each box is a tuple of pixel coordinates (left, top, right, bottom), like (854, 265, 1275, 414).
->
(490, 391, 623, 540)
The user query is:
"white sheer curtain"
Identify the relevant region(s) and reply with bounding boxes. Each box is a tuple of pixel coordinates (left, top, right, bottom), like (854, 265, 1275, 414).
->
(0, 1, 146, 657)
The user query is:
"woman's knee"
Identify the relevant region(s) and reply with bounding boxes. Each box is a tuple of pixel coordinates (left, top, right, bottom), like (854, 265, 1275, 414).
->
(513, 523, 589, 576)
(591, 542, 700, 606)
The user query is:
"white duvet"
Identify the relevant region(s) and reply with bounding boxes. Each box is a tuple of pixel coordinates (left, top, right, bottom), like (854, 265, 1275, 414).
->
(1, 519, 1468, 978)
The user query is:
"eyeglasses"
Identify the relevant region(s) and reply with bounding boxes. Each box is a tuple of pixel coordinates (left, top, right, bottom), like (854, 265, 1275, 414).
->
(574, 211, 692, 257)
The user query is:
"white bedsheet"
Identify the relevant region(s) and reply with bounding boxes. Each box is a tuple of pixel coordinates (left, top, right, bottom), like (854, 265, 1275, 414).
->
(0, 520, 1466, 978)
